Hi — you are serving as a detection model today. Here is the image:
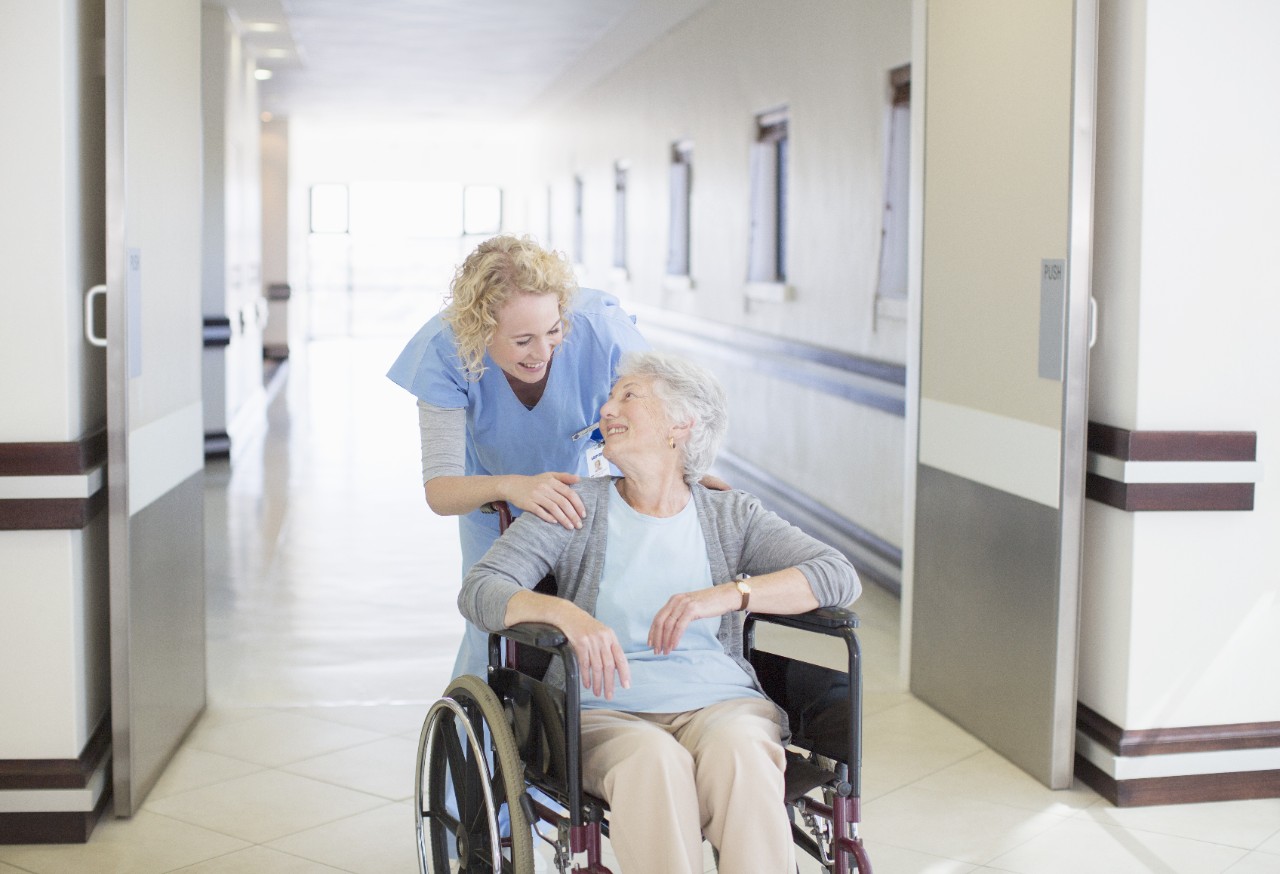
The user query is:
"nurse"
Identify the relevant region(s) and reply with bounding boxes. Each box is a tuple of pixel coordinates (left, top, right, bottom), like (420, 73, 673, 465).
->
(387, 234, 649, 678)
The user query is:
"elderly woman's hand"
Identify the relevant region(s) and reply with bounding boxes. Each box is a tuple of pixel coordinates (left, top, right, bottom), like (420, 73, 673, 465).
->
(557, 606, 632, 700)
(647, 585, 740, 655)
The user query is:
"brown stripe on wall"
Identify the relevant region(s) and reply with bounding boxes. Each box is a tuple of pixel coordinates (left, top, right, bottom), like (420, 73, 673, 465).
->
(0, 428, 107, 476)
(1075, 704, 1280, 806)
(1078, 703, 1280, 757)
(1088, 423, 1256, 462)
(0, 715, 111, 842)
(0, 490, 107, 531)
(1086, 423, 1257, 512)
(1085, 476, 1255, 512)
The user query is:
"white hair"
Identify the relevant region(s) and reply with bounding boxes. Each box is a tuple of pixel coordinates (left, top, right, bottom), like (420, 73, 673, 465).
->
(615, 351, 728, 484)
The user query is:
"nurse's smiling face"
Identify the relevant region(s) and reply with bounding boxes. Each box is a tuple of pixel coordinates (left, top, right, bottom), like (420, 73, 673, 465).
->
(487, 292, 565, 384)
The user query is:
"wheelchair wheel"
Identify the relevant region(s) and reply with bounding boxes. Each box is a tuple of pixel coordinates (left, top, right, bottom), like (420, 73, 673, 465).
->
(416, 675, 535, 873)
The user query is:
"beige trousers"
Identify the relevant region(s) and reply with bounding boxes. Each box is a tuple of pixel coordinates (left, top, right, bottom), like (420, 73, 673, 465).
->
(579, 697, 795, 874)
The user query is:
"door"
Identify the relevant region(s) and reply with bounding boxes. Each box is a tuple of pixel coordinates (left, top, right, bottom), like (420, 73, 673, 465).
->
(910, 0, 1097, 787)
(105, 0, 207, 814)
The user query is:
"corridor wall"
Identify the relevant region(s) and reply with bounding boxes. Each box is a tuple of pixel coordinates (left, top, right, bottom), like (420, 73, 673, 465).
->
(0, 0, 112, 841)
(201, 6, 267, 459)
(532, 0, 913, 591)
(1077, 0, 1280, 806)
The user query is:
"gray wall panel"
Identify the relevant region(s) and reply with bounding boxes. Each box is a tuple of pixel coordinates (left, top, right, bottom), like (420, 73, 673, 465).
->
(911, 464, 1062, 783)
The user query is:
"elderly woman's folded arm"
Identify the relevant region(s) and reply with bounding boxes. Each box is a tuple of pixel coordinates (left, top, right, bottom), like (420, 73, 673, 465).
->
(457, 513, 564, 633)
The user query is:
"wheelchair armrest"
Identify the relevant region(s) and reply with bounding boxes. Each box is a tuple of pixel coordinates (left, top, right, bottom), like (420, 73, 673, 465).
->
(749, 606, 860, 634)
(496, 622, 568, 650)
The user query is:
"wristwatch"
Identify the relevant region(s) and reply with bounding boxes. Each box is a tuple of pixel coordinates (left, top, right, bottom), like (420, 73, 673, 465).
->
(733, 578, 752, 612)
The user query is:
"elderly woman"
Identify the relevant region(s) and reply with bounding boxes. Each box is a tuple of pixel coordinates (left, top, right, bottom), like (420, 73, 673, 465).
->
(459, 351, 860, 874)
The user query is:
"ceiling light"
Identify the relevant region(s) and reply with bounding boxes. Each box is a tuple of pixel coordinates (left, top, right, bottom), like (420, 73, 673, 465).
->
(254, 69, 273, 80)
(246, 22, 279, 33)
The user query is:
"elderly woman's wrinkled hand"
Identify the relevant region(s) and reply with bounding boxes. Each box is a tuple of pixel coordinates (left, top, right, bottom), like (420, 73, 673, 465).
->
(647, 585, 737, 655)
(558, 606, 632, 700)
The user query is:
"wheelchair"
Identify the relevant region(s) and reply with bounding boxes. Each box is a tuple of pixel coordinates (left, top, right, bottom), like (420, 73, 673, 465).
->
(414, 517, 871, 873)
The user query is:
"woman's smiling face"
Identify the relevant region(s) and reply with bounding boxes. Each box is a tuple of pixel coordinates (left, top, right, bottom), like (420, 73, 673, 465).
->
(599, 375, 672, 464)
(486, 292, 564, 384)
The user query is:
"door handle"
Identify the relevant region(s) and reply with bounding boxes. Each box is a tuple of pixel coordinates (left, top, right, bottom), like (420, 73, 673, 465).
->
(1088, 295, 1099, 349)
(85, 283, 108, 347)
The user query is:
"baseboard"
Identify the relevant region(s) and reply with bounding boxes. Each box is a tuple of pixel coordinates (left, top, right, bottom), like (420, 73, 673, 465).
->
(1076, 753, 1280, 807)
(1075, 703, 1280, 806)
(0, 713, 112, 844)
(0, 794, 110, 845)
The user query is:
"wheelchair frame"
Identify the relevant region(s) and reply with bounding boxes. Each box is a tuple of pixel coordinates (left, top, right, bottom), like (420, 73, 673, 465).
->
(415, 607, 872, 873)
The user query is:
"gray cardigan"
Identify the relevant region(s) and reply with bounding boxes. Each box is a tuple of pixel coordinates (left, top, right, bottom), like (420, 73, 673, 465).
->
(458, 477, 861, 717)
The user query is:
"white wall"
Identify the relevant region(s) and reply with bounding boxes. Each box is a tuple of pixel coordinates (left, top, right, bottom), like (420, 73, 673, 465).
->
(533, 0, 912, 549)
(1082, 0, 1280, 730)
(201, 6, 265, 449)
(0, 0, 109, 762)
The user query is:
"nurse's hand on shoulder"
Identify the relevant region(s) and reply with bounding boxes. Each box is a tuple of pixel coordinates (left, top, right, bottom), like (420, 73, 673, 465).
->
(507, 472, 586, 529)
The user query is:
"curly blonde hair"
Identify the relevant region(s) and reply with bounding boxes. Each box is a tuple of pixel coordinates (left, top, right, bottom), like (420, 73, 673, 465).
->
(443, 235, 578, 378)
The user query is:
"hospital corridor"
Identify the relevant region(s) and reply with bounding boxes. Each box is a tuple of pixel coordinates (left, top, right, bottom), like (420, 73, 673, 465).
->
(2, 0, 1279, 872)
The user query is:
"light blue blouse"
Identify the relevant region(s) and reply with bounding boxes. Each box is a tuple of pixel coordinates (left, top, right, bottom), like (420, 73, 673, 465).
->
(579, 483, 763, 713)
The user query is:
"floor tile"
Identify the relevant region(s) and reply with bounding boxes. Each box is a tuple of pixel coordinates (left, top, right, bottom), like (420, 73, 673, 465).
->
(169, 845, 353, 873)
(183, 710, 386, 768)
(1225, 851, 1280, 873)
(861, 699, 987, 799)
(911, 749, 1100, 815)
(1259, 830, 1280, 854)
(265, 801, 419, 874)
(985, 816, 1249, 874)
(290, 703, 431, 737)
(282, 735, 420, 800)
(864, 785, 1067, 864)
(143, 769, 388, 844)
(848, 841, 979, 873)
(147, 747, 267, 800)
(0, 810, 248, 874)
(1080, 797, 1280, 851)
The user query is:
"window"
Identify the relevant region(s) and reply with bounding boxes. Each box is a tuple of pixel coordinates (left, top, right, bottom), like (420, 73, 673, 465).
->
(572, 175, 584, 264)
(463, 185, 502, 236)
(667, 141, 693, 276)
(747, 109, 788, 283)
(309, 183, 349, 234)
(876, 65, 911, 301)
(612, 161, 629, 271)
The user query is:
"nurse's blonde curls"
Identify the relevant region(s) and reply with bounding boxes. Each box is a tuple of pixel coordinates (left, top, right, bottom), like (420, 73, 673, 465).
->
(443, 235, 577, 379)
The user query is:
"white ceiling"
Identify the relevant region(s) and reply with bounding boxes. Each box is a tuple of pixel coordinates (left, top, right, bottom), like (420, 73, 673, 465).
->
(213, 0, 713, 122)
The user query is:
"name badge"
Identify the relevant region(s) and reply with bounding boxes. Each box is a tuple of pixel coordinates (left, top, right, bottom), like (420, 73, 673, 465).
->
(585, 442, 609, 477)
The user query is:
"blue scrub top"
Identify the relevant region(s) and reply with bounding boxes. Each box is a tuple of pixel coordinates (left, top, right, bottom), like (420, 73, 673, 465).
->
(387, 288, 648, 675)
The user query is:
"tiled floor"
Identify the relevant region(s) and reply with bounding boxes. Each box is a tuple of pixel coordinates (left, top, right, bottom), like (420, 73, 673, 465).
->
(3, 337, 1278, 873)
